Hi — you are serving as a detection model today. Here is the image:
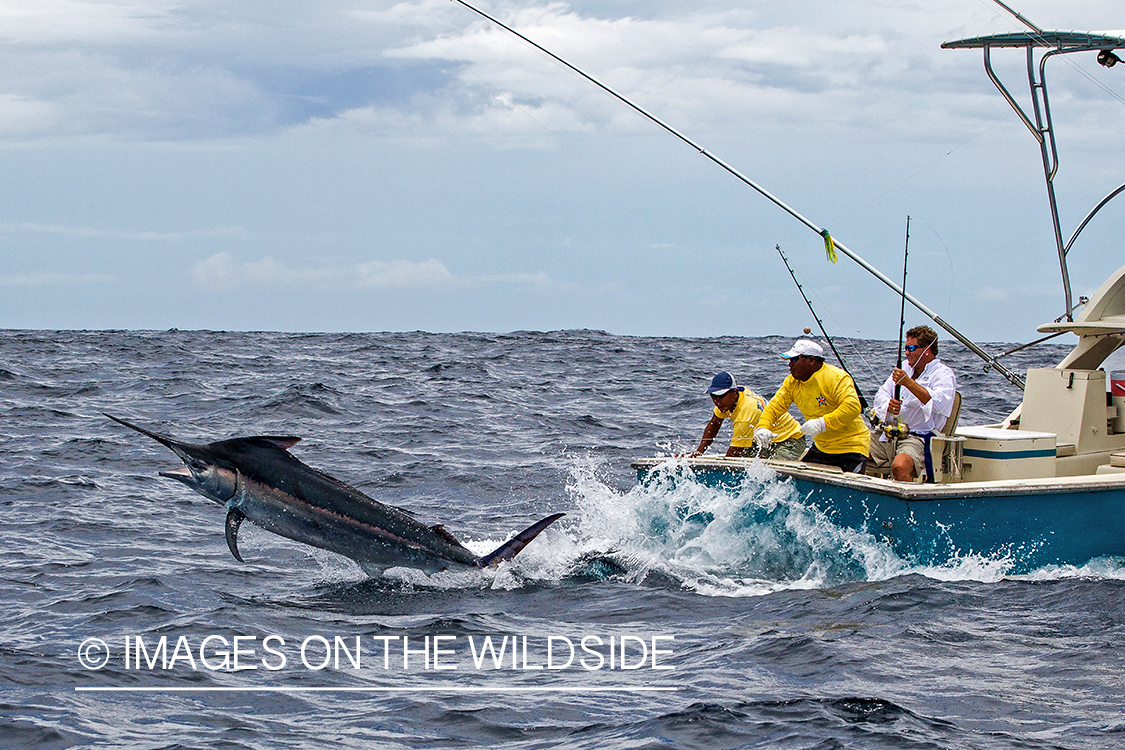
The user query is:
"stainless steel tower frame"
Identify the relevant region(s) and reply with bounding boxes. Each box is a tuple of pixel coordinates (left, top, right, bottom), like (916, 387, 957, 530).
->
(942, 31, 1125, 322)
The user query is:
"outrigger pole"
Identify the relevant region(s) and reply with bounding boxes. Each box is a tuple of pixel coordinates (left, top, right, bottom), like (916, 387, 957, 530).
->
(775, 244, 869, 412)
(451, 0, 1025, 389)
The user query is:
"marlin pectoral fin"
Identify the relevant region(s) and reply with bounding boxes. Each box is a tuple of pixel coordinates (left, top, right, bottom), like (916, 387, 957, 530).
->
(476, 513, 566, 568)
(225, 508, 247, 562)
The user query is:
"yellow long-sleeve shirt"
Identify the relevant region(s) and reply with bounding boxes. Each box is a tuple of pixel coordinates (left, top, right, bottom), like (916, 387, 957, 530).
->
(714, 389, 805, 448)
(760, 363, 870, 456)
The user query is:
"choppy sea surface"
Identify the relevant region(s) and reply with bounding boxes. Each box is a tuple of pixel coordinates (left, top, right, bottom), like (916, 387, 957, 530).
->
(2, 328, 1123, 749)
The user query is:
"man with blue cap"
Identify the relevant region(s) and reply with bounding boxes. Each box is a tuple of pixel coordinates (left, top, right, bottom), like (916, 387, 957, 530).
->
(689, 371, 806, 460)
(754, 339, 871, 473)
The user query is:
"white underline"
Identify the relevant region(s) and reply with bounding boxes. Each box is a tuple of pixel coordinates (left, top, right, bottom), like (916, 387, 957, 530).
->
(75, 685, 677, 694)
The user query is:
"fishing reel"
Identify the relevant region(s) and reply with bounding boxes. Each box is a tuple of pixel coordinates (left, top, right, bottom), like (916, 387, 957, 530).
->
(881, 421, 910, 440)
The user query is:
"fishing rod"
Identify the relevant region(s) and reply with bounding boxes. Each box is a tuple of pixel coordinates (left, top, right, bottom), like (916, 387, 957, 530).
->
(449, 0, 1026, 390)
(775, 244, 869, 412)
(896, 217, 911, 381)
(994, 331, 1066, 360)
(886, 216, 912, 441)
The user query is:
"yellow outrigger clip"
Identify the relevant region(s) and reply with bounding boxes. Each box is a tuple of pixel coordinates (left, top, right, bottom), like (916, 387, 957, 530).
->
(821, 229, 838, 264)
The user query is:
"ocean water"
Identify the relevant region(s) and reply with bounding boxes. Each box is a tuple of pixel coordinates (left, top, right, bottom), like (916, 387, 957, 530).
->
(2, 328, 1123, 749)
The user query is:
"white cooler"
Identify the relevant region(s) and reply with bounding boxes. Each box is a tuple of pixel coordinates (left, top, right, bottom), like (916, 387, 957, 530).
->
(957, 426, 1057, 481)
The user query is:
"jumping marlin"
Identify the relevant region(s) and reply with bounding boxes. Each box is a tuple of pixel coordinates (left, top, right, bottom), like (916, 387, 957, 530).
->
(107, 415, 564, 575)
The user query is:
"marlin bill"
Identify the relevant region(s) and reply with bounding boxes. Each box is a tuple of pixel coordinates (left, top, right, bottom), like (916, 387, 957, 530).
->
(107, 415, 564, 575)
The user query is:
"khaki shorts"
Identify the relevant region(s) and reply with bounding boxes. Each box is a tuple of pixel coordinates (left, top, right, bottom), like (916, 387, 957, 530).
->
(868, 433, 925, 477)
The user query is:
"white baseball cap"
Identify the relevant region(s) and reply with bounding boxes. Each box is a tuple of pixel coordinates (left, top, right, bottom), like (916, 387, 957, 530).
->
(781, 339, 824, 359)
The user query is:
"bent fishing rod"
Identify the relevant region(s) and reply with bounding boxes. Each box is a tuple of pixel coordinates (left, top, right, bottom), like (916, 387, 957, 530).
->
(449, 0, 1025, 390)
(897, 217, 911, 387)
(886, 217, 912, 440)
(775, 245, 870, 412)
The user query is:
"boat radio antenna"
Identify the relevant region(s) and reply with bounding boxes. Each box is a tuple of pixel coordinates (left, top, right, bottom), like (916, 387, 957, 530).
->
(450, 0, 1025, 389)
(775, 245, 869, 412)
(989, 0, 1043, 34)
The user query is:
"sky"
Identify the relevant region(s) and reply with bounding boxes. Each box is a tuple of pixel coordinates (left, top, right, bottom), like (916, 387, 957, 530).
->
(0, 0, 1123, 342)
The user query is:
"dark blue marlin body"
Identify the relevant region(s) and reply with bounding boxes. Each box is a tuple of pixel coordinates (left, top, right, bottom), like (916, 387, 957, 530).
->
(108, 415, 564, 575)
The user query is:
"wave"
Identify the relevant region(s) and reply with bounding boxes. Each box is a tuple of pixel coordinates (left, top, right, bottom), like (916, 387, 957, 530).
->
(259, 383, 344, 417)
(495, 458, 1125, 595)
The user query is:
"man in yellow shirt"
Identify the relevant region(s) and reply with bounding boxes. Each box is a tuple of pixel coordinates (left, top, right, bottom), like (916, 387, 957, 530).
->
(689, 372, 806, 460)
(754, 340, 870, 473)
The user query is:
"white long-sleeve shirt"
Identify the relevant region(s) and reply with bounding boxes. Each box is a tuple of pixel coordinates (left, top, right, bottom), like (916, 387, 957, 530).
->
(874, 357, 957, 439)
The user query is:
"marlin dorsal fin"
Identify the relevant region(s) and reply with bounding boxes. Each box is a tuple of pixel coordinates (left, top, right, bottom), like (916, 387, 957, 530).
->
(256, 436, 301, 449)
(430, 524, 461, 545)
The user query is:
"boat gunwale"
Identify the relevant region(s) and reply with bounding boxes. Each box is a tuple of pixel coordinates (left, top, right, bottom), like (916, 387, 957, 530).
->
(630, 456, 1125, 501)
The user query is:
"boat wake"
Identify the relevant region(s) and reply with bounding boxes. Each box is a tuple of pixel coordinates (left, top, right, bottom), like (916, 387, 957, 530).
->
(527, 458, 1125, 595)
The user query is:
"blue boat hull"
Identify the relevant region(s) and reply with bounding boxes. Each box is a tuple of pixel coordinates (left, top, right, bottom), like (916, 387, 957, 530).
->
(788, 477, 1123, 572)
(632, 458, 1125, 573)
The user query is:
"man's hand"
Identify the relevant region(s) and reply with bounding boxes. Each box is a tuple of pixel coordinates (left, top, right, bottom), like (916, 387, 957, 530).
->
(890, 368, 931, 405)
(753, 427, 776, 447)
(800, 417, 826, 437)
(886, 398, 902, 416)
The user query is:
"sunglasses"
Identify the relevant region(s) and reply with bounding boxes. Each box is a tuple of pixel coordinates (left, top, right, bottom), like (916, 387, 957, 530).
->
(905, 343, 931, 352)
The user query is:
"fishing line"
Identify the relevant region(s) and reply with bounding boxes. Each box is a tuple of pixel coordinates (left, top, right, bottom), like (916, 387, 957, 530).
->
(794, 268, 882, 387)
(909, 215, 956, 321)
(843, 2, 1124, 226)
(784, 254, 883, 384)
(775, 244, 869, 411)
(448, 0, 1026, 388)
(835, 126, 1000, 224)
(980, 0, 1125, 109)
(370, 0, 676, 252)
(841, 20, 1117, 225)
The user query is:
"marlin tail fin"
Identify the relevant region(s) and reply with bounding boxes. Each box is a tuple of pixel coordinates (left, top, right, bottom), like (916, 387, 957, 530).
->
(475, 513, 565, 568)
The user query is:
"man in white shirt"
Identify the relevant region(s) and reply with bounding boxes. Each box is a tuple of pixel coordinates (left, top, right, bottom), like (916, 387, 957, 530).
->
(870, 325, 957, 481)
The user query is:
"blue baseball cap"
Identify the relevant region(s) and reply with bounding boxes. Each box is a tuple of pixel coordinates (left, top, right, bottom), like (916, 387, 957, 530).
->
(706, 371, 736, 396)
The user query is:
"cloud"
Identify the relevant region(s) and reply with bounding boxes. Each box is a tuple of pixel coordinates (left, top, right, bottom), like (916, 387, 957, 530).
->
(0, 0, 1120, 145)
(977, 286, 1009, 302)
(0, 1, 172, 45)
(371, 2, 1006, 142)
(0, 93, 61, 136)
(190, 252, 561, 292)
(976, 283, 1059, 303)
(0, 222, 248, 241)
(354, 258, 458, 289)
(0, 271, 115, 286)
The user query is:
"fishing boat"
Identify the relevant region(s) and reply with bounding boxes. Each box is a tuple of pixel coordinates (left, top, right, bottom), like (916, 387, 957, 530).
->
(633, 25, 1125, 573)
